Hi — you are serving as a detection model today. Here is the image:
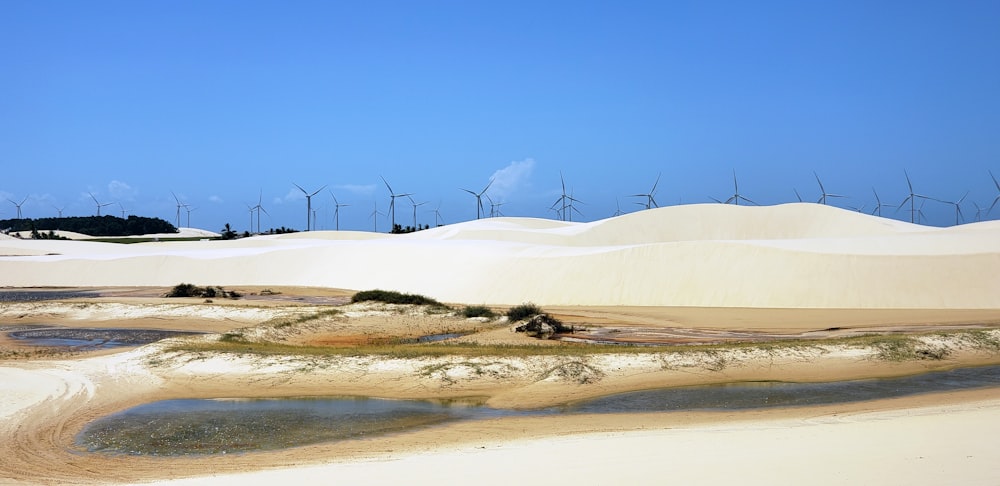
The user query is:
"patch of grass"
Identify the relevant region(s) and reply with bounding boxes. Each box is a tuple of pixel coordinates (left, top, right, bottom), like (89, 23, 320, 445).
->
(506, 302, 542, 322)
(351, 289, 446, 308)
(462, 305, 496, 319)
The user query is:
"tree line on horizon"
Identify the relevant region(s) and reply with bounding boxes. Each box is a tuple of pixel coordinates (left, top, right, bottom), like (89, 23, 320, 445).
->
(0, 215, 178, 237)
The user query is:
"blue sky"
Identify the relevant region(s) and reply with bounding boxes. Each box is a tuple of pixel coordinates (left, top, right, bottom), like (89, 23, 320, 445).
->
(2, 1, 999, 232)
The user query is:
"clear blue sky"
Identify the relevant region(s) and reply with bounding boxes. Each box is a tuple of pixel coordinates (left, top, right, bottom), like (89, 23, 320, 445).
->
(2, 1, 999, 232)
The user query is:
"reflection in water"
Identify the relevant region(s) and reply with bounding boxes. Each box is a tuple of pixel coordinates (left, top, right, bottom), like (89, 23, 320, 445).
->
(9, 328, 199, 349)
(77, 365, 1000, 456)
(562, 365, 1000, 413)
(78, 397, 513, 456)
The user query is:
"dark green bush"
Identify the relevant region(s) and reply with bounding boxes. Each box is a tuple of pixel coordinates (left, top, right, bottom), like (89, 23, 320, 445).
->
(166, 283, 241, 299)
(166, 283, 201, 298)
(462, 305, 496, 319)
(506, 302, 542, 322)
(351, 289, 444, 307)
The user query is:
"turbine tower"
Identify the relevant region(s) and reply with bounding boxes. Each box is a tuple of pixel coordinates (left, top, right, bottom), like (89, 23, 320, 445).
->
(252, 190, 269, 234)
(330, 192, 349, 231)
(631, 173, 660, 210)
(294, 183, 326, 231)
(989, 170, 1000, 217)
(380, 176, 410, 230)
(170, 192, 185, 227)
(7, 196, 27, 219)
(408, 195, 427, 228)
(185, 206, 197, 228)
(814, 172, 845, 205)
(871, 188, 894, 217)
(460, 179, 493, 220)
(941, 192, 968, 226)
(369, 200, 385, 232)
(898, 171, 933, 223)
(89, 192, 113, 216)
(724, 170, 757, 206)
(432, 202, 444, 226)
(550, 172, 573, 220)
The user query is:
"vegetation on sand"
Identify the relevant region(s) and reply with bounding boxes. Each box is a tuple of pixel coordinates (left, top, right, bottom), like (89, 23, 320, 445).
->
(351, 289, 445, 307)
(166, 283, 242, 299)
(462, 305, 496, 319)
(506, 302, 542, 322)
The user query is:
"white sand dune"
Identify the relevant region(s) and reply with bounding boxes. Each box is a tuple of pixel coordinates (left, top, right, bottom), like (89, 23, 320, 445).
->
(2, 204, 999, 308)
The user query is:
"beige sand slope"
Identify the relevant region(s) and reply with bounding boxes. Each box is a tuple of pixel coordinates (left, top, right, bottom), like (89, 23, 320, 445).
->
(2, 204, 999, 308)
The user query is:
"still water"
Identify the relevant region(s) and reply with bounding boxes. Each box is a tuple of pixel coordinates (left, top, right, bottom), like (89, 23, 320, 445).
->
(77, 365, 1000, 456)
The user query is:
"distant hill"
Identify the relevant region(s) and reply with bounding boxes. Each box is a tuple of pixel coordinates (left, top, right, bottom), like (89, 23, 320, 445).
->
(0, 215, 178, 237)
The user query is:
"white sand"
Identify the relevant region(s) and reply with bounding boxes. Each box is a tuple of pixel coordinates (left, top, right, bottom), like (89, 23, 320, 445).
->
(2, 204, 999, 308)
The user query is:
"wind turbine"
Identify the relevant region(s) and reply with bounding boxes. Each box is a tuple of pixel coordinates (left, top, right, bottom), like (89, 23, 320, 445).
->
(898, 171, 934, 223)
(941, 192, 968, 226)
(631, 173, 661, 210)
(565, 189, 583, 221)
(613, 198, 625, 217)
(53, 205, 65, 218)
(89, 192, 113, 216)
(369, 200, 385, 232)
(252, 190, 269, 234)
(245, 204, 255, 233)
(871, 188, 895, 217)
(330, 192, 349, 231)
(7, 196, 27, 219)
(989, 170, 1000, 217)
(431, 202, 444, 226)
(485, 194, 504, 218)
(814, 172, 845, 205)
(407, 195, 427, 228)
(170, 192, 185, 227)
(185, 206, 197, 227)
(724, 170, 757, 206)
(117, 202, 131, 219)
(793, 189, 803, 203)
(460, 178, 493, 220)
(293, 183, 326, 231)
(973, 202, 985, 222)
(550, 172, 572, 221)
(379, 176, 411, 230)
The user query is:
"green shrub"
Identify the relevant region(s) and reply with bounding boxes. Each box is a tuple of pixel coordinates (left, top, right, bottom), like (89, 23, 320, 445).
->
(506, 302, 542, 322)
(166, 283, 201, 298)
(166, 283, 241, 299)
(351, 289, 444, 307)
(462, 305, 496, 319)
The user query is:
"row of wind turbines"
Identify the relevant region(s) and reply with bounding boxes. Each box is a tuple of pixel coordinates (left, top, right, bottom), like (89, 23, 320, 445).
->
(6, 170, 1000, 233)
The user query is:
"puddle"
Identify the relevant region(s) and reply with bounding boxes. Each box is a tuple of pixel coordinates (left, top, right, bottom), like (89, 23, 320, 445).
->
(0, 290, 99, 302)
(8, 328, 201, 349)
(77, 365, 1000, 456)
(561, 365, 1000, 413)
(417, 333, 464, 343)
(77, 397, 514, 456)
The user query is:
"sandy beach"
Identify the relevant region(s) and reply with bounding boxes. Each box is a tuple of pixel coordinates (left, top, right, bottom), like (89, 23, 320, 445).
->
(2, 205, 1000, 484)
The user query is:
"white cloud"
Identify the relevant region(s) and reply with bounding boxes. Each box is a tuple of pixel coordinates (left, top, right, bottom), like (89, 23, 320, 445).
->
(274, 188, 303, 205)
(336, 184, 377, 196)
(108, 180, 137, 200)
(209, 195, 223, 203)
(487, 158, 535, 201)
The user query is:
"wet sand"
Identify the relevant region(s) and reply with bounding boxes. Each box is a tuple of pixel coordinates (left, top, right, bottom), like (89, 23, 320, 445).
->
(1, 291, 1000, 484)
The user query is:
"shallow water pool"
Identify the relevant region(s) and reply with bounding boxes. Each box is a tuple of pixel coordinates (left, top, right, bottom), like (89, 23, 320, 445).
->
(77, 365, 1000, 456)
